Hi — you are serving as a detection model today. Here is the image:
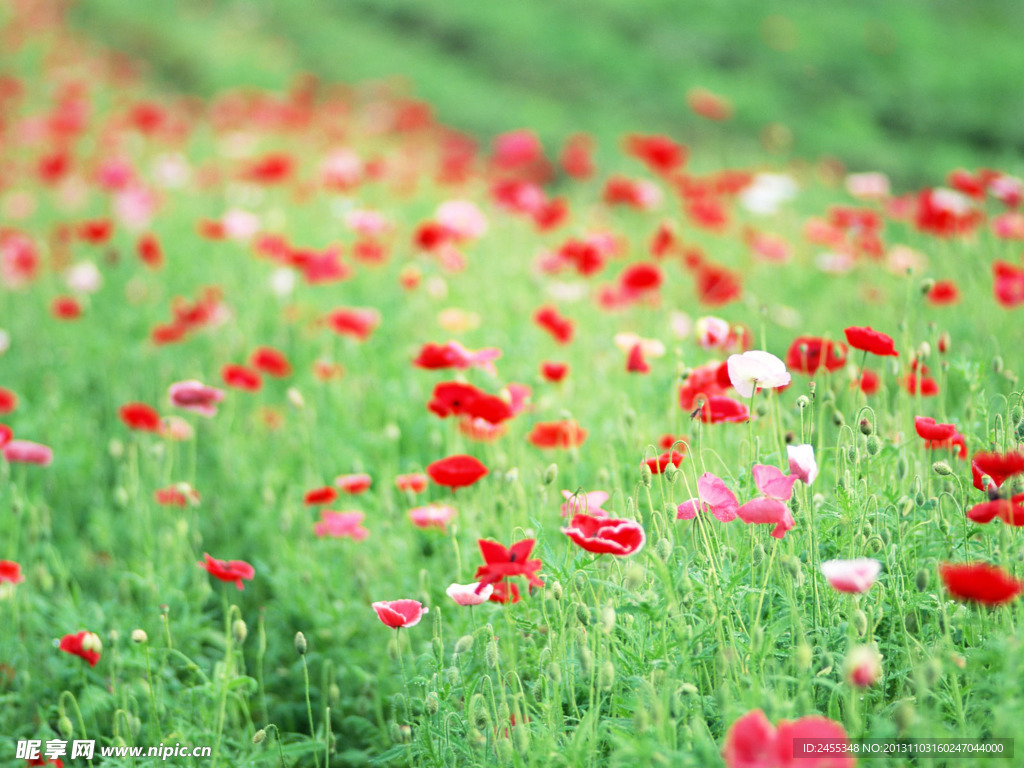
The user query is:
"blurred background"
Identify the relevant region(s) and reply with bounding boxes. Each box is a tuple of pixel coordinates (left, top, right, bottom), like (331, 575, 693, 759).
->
(71, 0, 1024, 187)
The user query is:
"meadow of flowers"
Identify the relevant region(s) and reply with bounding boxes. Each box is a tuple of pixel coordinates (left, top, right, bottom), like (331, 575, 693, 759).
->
(3, 2, 1024, 766)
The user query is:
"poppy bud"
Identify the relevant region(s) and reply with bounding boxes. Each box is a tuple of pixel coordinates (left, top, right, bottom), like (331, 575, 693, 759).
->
(919, 277, 935, 295)
(543, 463, 558, 485)
(600, 603, 616, 634)
(932, 460, 953, 476)
(59, 715, 74, 738)
(845, 446, 857, 463)
(859, 418, 873, 435)
(623, 408, 636, 428)
(752, 542, 766, 566)
(640, 463, 653, 487)
(252, 729, 267, 744)
(755, 402, 769, 417)
(832, 411, 845, 427)
(454, 635, 474, 656)
(108, 438, 125, 458)
(446, 666, 460, 686)
(895, 700, 916, 734)
(495, 738, 514, 762)
(431, 637, 444, 664)
(938, 331, 950, 354)
(131, 629, 148, 644)
(1011, 406, 1024, 427)
(547, 662, 562, 684)
(578, 645, 594, 677)
(796, 395, 810, 409)
(497, 701, 511, 725)
(654, 538, 673, 562)
(680, 682, 699, 696)
(294, 631, 307, 656)
(624, 565, 645, 591)
(796, 643, 813, 671)
(915, 568, 929, 592)
(598, 660, 616, 691)
(664, 463, 679, 483)
(551, 581, 563, 600)
(866, 435, 881, 456)
(993, 355, 1005, 373)
(917, 342, 931, 359)
(425, 691, 439, 715)
(851, 609, 868, 637)
(485, 638, 500, 668)
(574, 602, 590, 626)
(232, 619, 248, 645)
(782, 555, 801, 578)
(904, 612, 919, 633)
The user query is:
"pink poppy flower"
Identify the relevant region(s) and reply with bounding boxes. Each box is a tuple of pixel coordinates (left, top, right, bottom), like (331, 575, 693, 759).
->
(736, 465, 797, 539)
(677, 472, 739, 522)
(2, 439, 52, 466)
(562, 513, 646, 556)
(787, 444, 818, 485)
(446, 582, 494, 606)
(409, 504, 457, 531)
(722, 708, 853, 768)
(372, 599, 427, 628)
(846, 645, 883, 688)
(820, 558, 881, 593)
(335, 473, 372, 494)
(168, 380, 225, 417)
(313, 510, 369, 540)
(561, 490, 610, 517)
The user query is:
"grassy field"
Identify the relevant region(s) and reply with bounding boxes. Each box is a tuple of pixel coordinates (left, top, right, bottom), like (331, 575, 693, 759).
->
(2, 1, 1024, 766)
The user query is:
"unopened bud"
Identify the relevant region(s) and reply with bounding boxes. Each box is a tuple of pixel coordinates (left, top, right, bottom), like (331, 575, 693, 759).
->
(253, 729, 267, 744)
(485, 638, 500, 668)
(640, 463, 653, 488)
(993, 355, 1005, 374)
(932, 461, 953, 477)
(543, 464, 558, 485)
(919, 278, 935, 295)
(866, 435, 881, 455)
(796, 643, 813, 671)
(59, 716, 74, 738)
(286, 387, 305, 409)
(852, 609, 868, 637)
(859, 418, 873, 435)
(895, 701, 916, 733)
(598, 660, 616, 690)
(294, 631, 307, 656)
(796, 395, 810, 409)
(232, 619, 248, 645)
(915, 568, 929, 592)
(131, 629, 148, 644)
(655, 538, 673, 562)
(937, 331, 950, 354)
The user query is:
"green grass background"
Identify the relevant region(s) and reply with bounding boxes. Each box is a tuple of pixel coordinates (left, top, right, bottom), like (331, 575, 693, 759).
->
(70, 0, 1024, 187)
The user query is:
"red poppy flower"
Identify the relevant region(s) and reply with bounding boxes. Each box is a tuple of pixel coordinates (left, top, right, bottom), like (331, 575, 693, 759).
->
(373, 599, 427, 628)
(240, 152, 294, 185)
(119, 402, 162, 433)
(624, 134, 686, 175)
(154, 485, 199, 506)
(59, 631, 102, 667)
(626, 344, 650, 374)
(326, 307, 380, 341)
(250, 346, 292, 377)
(0, 387, 18, 414)
(645, 450, 685, 474)
(560, 133, 595, 179)
(0, 424, 11, 449)
(427, 454, 489, 489)
(488, 581, 521, 604)
(693, 262, 741, 305)
(697, 396, 750, 424)
(563, 514, 646, 556)
(0, 559, 24, 584)
(395, 473, 428, 493)
(939, 562, 1023, 605)
(474, 538, 545, 598)
(304, 486, 338, 505)
(463, 393, 514, 425)
(786, 336, 847, 374)
(915, 416, 967, 459)
(619, 262, 662, 295)
(971, 451, 1024, 491)
(904, 360, 939, 396)
(528, 420, 588, 449)
(221, 364, 262, 392)
(428, 382, 484, 419)
(76, 218, 114, 244)
(336, 473, 372, 494)
(198, 553, 255, 590)
(534, 305, 574, 345)
(993, 260, 1024, 307)
(137, 233, 163, 268)
(844, 326, 898, 357)
(540, 361, 569, 383)
(967, 495, 1024, 526)
(853, 369, 880, 395)
(51, 296, 82, 320)
(722, 708, 853, 768)
(927, 280, 959, 305)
